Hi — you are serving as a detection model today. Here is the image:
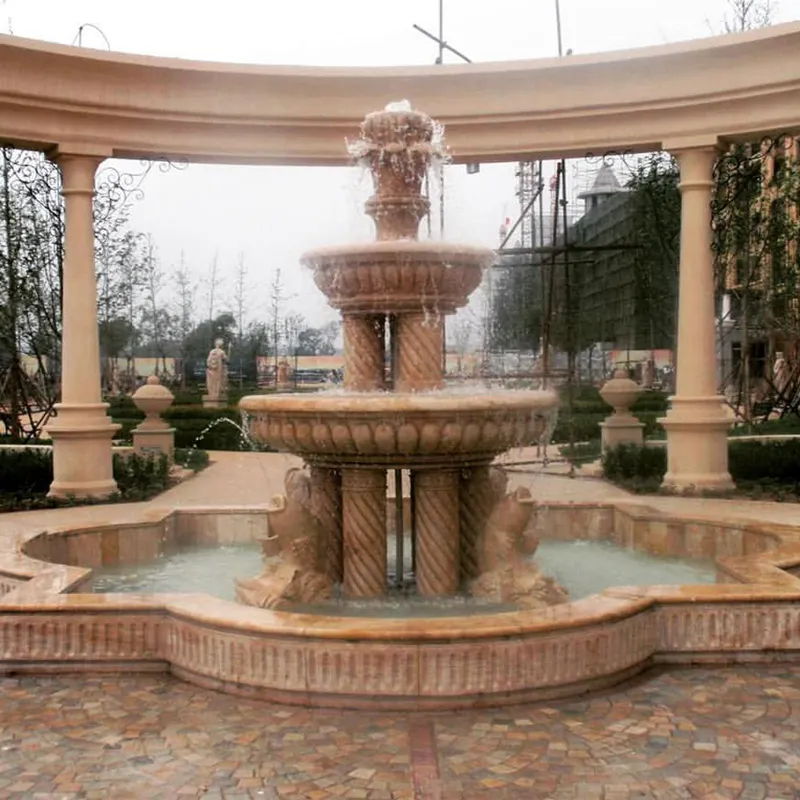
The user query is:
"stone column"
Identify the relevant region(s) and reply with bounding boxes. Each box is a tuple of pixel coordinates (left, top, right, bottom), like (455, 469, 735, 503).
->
(310, 466, 343, 584)
(660, 145, 734, 491)
(47, 148, 120, 498)
(396, 313, 444, 393)
(415, 469, 460, 597)
(343, 314, 385, 392)
(341, 468, 386, 597)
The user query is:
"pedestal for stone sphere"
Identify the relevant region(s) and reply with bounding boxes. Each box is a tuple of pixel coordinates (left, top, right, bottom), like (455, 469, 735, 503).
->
(415, 469, 460, 597)
(341, 468, 387, 597)
(310, 466, 343, 584)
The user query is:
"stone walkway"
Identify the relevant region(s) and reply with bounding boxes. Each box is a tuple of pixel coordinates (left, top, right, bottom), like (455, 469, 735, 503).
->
(3, 452, 800, 798)
(1, 666, 800, 799)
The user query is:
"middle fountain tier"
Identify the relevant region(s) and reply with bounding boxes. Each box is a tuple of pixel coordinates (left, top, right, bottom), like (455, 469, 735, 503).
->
(239, 102, 561, 608)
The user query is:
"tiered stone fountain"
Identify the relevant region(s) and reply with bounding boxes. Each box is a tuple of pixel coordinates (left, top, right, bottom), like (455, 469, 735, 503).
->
(238, 103, 563, 610)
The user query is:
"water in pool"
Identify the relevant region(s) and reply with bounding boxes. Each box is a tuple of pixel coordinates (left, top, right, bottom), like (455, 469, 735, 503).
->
(90, 536, 716, 613)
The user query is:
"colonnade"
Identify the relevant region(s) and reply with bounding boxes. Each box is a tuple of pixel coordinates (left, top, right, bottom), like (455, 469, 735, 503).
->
(48, 142, 733, 498)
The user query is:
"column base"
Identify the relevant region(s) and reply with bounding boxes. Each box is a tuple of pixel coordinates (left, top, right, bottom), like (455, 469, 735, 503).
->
(47, 403, 121, 499)
(600, 416, 645, 453)
(659, 396, 734, 492)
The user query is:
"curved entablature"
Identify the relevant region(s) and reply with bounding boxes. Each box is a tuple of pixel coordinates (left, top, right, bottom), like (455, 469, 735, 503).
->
(1, 23, 800, 164)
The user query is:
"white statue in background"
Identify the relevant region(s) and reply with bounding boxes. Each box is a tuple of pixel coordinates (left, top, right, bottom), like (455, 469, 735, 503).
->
(204, 338, 229, 405)
(774, 351, 790, 395)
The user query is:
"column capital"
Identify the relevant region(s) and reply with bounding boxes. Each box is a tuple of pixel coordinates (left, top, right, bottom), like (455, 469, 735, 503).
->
(671, 146, 719, 192)
(49, 142, 113, 160)
(662, 134, 722, 154)
(48, 143, 112, 194)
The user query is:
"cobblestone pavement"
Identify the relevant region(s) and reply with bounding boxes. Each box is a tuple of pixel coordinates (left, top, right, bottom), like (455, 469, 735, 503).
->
(1, 666, 799, 799)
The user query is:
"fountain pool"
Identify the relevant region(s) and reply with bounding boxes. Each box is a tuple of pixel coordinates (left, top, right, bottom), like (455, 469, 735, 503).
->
(88, 537, 717, 608)
(6, 498, 800, 709)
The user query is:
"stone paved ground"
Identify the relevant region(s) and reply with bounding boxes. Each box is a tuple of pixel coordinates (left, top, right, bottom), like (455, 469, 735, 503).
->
(4, 454, 800, 798)
(1, 666, 800, 799)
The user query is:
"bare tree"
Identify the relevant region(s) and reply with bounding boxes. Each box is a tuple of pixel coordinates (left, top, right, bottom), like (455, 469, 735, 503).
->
(204, 251, 223, 338)
(232, 253, 250, 386)
(723, 0, 775, 32)
(139, 235, 171, 376)
(269, 268, 285, 383)
(172, 253, 196, 387)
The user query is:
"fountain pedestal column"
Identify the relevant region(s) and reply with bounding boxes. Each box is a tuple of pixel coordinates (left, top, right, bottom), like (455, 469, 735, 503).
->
(343, 314, 386, 392)
(415, 469, 460, 597)
(310, 466, 343, 584)
(396, 313, 444, 393)
(459, 465, 501, 585)
(341, 468, 387, 597)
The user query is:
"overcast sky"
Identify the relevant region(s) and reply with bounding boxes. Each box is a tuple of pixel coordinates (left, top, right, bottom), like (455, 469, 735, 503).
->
(4, 0, 800, 335)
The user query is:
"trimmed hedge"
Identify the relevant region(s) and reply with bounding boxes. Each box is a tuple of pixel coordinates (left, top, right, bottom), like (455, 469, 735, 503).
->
(601, 440, 800, 498)
(110, 403, 266, 451)
(551, 411, 663, 444)
(0, 449, 186, 511)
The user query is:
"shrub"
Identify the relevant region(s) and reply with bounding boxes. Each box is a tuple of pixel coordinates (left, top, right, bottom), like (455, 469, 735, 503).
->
(112, 452, 171, 500)
(560, 440, 601, 465)
(174, 447, 211, 471)
(728, 439, 800, 484)
(602, 440, 800, 499)
(602, 443, 667, 482)
(730, 416, 800, 437)
(0, 448, 53, 495)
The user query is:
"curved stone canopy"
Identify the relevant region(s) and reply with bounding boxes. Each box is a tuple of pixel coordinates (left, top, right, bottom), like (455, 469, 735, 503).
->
(1, 23, 800, 164)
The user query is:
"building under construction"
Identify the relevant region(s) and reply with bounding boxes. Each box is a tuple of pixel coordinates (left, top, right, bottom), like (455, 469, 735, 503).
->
(485, 157, 677, 381)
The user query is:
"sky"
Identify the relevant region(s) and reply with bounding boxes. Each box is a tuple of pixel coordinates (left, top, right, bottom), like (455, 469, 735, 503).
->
(4, 0, 800, 342)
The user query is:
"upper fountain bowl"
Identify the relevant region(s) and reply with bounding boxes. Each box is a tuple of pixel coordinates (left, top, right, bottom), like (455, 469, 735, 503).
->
(302, 240, 494, 314)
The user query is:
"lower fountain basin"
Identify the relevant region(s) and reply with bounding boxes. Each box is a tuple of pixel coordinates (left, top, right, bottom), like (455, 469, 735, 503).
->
(239, 389, 558, 466)
(4, 501, 800, 710)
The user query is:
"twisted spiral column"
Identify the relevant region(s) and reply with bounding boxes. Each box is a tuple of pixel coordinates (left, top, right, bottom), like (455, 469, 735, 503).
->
(396, 313, 444, 393)
(414, 469, 460, 597)
(310, 466, 343, 584)
(458, 465, 498, 584)
(343, 314, 386, 392)
(341, 468, 387, 598)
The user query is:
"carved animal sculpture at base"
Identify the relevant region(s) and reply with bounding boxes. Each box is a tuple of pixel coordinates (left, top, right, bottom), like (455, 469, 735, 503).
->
(471, 481, 568, 609)
(235, 468, 333, 609)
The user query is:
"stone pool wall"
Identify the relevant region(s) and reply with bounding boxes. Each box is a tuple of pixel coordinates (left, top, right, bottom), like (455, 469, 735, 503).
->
(1, 501, 799, 709)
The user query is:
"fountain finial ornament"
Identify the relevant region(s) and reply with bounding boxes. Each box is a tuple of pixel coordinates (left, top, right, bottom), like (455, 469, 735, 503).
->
(347, 100, 446, 241)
